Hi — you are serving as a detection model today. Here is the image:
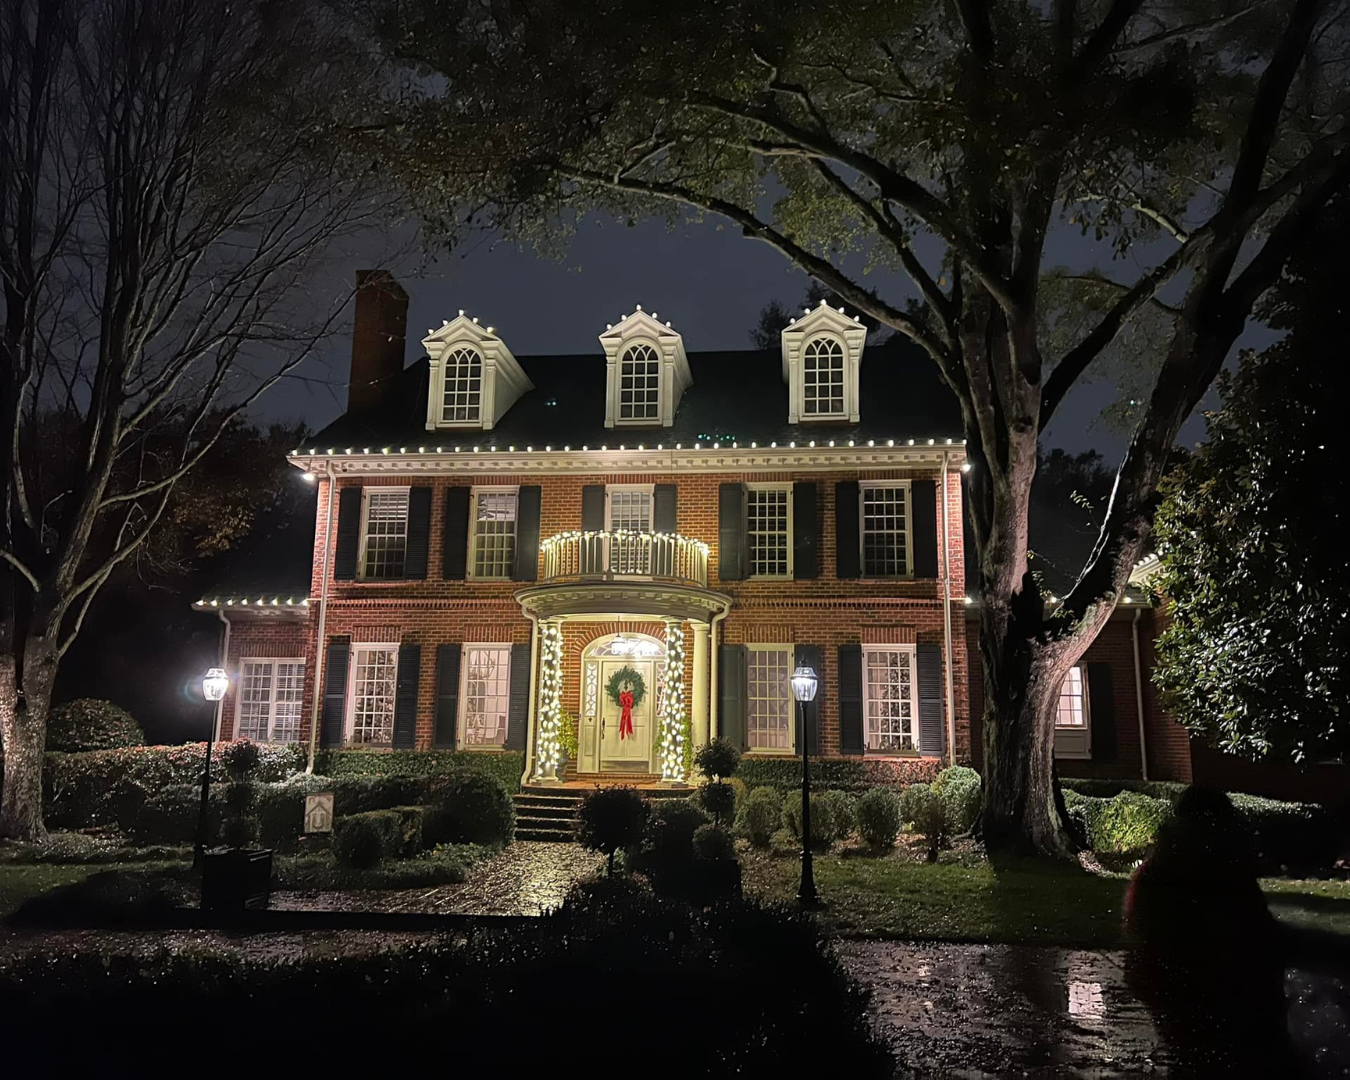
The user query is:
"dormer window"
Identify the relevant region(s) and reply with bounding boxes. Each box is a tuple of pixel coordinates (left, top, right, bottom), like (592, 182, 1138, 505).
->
(781, 300, 867, 424)
(599, 307, 693, 429)
(423, 314, 533, 431)
(441, 346, 484, 424)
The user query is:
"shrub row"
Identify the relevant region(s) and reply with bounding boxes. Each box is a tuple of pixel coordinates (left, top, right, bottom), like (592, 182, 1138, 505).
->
(310, 749, 523, 794)
(1059, 778, 1190, 804)
(736, 755, 943, 794)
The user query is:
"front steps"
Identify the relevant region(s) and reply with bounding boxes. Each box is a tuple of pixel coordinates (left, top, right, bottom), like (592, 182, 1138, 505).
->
(512, 779, 694, 843)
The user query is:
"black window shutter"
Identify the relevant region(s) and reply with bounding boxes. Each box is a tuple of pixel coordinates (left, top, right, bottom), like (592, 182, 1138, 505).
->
(404, 487, 433, 580)
(653, 483, 678, 533)
(333, 487, 362, 581)
(442, 486, 471, 580)
(581, 485, 606, 532)
(718, 483, 747, 581)
(917, 643, 946, 758)
(795, 644, 822, 754)
(321, 636, 351, 748)
(792, 482, 819, 580)
(504, 642, 531, 751)
(910, 479, 939, 578)
(392, 642, 421, 749)
(434, 644, 462, 749)
(835, 480, 860, 579)
(718, 644, 748, 750)
(838, 644, 863, 755)
(1088, 663, 1116, 763)
(513, 485, 542, 581)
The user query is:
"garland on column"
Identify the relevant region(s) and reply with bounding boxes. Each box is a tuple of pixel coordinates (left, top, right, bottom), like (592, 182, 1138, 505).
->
(534, 621, 563, 779)
(659, 622, 687, 782)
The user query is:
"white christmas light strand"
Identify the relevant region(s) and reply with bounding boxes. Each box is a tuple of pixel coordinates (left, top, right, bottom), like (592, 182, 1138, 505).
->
(659, 621, 687, 783)
(534, 620, 564, 780)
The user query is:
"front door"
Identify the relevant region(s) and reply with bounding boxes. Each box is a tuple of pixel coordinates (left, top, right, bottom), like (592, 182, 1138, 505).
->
(598, 659, 654, 771)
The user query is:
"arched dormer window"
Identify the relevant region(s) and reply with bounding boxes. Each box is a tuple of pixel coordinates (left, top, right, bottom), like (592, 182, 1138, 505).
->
(441, 346, 484, 424)
(599, 307, 693, 429)
(780, 300, 867, 424)
(422, 314, 532, 432)
(618, 342, 661, 422)
(802, 336, 846, 417)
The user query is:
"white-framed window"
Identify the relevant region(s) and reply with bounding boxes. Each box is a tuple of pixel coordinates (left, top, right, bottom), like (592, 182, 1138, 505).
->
(747, 484, 792, 578)
(803, 336, 846, 417)
(441, 346, 484, 424)
(1054, 665, 1092, 759)
(607, 484, 654, 574)
(347, 645, 398, 746)
(617, 343, 661, 423)
(461, 644, 512, 748)
(862, 645, 918, 753)
(469, 486, 518, 580)
(860, 481, 912, 577)
(747, 645, 794, 751)
(235, 659, 305, 743)
(359, 487, 410, 580)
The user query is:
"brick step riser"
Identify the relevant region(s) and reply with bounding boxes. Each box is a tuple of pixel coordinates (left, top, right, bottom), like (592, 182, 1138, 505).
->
(513, 807, 577, 821)
(516, 831, 574, 843)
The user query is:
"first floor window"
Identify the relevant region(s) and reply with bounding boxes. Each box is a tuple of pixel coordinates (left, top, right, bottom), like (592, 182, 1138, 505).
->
(863, 646, 917, 752)
(349, 646, 398, 746)
(861, 483, 910, 577)
(470, 488, 518, 579)
(747, 486, 791, 577)
(747, 646, 793, 750)
(236, 659, 304, 743)
(1057, 666, 1088, 727)
(461, 644, 512, 747)
(361, 488, 409, 580)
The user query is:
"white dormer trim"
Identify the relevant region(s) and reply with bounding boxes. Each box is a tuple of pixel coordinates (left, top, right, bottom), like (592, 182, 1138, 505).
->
(423, 314, 533, 432)
(780, 301, 868, 424)
(599, 306, 693, 429)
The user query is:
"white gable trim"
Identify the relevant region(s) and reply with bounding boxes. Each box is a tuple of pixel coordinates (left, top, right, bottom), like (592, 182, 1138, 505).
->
(598, 307, 693, 429)
(780, 301, 868, 424)
(423, 314, 534, 432)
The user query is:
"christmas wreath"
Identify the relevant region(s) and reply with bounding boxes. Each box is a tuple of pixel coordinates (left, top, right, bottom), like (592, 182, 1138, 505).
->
(604, 665, 647, 709)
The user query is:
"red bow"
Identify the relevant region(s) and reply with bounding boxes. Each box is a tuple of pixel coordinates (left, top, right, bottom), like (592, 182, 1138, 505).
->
(619, 689, 635, 740)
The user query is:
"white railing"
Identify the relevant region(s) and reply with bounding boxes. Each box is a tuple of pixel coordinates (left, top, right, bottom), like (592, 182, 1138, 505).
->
(540, 531, 709, 587)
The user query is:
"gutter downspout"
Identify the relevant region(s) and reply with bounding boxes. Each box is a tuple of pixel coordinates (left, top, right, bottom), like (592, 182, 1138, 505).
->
(940, 451, 957, 765)
(521, 611, 541, 789)
(214, 611, 231, 740)
(305, 468, 337, 775)
(1132, 607, 1149, 780)
(708, 600, 731, 740)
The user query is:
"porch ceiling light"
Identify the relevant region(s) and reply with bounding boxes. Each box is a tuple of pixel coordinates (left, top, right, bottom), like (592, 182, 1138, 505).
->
(203, 667, 229, 702)
(791, 666, 819, 703)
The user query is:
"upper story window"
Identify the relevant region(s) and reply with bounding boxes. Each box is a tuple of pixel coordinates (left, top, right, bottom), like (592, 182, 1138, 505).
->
(423, 314, 533, 432)
(360, 488, 409, 580)
(618, 344, 661, 422)
(747, 484, 791, 577)
(860, 481, 911, 577)
(599, 308, 693, 429)
(469, 487, 518, 580)
(441, 346, 484, 424)
(780, 300, 867, 424)
(607, 484, 654, 574)
(803, 337, 846, 417)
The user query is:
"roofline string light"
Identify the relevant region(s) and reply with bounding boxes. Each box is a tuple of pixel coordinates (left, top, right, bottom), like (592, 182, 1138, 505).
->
(288, 438, 969, 458)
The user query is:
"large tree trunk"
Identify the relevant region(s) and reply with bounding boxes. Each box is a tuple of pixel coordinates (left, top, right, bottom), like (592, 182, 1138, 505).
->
(0, 636, 58, 841)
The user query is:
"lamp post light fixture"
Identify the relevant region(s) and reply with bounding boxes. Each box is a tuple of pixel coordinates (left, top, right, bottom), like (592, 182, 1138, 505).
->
(196, 667, 229, 866)
(790, 665, 821, 908)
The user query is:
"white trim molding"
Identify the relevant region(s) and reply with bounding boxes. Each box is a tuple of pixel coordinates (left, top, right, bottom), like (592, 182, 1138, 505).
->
(780, 300, 868, 424)
(423, 313, 534, 432)
(599, 307, 693, 429)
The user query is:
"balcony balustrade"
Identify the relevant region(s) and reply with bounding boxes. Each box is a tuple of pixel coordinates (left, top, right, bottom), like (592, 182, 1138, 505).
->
(539, 530, 709, 588)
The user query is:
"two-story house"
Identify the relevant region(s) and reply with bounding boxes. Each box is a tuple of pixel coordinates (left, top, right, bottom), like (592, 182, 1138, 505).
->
(202, 270, 973, 788)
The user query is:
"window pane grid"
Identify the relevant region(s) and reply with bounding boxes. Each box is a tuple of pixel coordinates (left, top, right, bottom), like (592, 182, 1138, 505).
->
(609, 489, 653, 574)
(238, 660, 305, 743)
(864, 649, 915, 752)
(463, 646, 511, 746)
(747, 488, 790, 577)
(472, 491, 518, 579)
(1057, 667, 1087, 727)
(618, 344, 660, 421)
(803, 337, 845, 416)
(862, 486, 908, 576)
(747, 648, 793, 750)
(237, 662, 273, 742)
(351, 648, 397, 746)
(441, 346, 483, 423)
(272, 662, 304, 743)
(362, 490, 409, 580)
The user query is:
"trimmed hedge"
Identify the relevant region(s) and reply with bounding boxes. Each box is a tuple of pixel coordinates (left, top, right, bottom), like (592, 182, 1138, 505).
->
(1063, 789, 1171, 855)
(46, 699, 144, 753)
(1060, 778, 1190, 804)
(856, 787, 901, 850)
(737, 755, 943, 794)
(933, 765, 982, 834)
(310, 749, 523, 793)
(333, 807, 425, 867)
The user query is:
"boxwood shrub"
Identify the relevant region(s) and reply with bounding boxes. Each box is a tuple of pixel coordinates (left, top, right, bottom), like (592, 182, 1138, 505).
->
(737, 755, 942, 794)
(333, 807, 425, 867)
(736, 786, 782, 848)
(856, 787, 901, 850)
(310, 749, 523, 793)
(46, 699, 144, 753)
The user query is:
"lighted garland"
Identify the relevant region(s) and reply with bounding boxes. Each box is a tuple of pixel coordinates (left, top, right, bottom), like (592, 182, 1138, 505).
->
(604, 665, 647, 709)
(533, 621, 564, 780)
(658, 621, 688, 783)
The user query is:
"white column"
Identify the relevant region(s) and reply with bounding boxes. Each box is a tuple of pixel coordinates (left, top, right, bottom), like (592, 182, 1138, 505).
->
(659, 620, 688, 783)
(691, 622, 710, 750)
(533, 619, 563, 782)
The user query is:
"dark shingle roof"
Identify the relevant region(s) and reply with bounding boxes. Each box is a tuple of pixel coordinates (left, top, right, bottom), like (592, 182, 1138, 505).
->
(308, 341, 963, 449)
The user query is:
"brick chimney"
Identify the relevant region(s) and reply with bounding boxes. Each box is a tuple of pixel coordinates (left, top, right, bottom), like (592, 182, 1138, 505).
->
(348, 269, 408, 415)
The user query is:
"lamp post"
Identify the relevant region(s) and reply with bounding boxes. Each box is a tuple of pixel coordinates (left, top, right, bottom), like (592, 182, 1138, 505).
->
(197, 667, 229, 867)
(790, 665, 820, 908)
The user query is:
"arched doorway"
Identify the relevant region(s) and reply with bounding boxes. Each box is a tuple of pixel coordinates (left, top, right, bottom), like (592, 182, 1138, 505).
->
(578, 632, 666, 774)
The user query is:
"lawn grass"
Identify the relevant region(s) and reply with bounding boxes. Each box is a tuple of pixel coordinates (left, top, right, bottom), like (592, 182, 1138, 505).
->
(0, 860, 189, 918)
